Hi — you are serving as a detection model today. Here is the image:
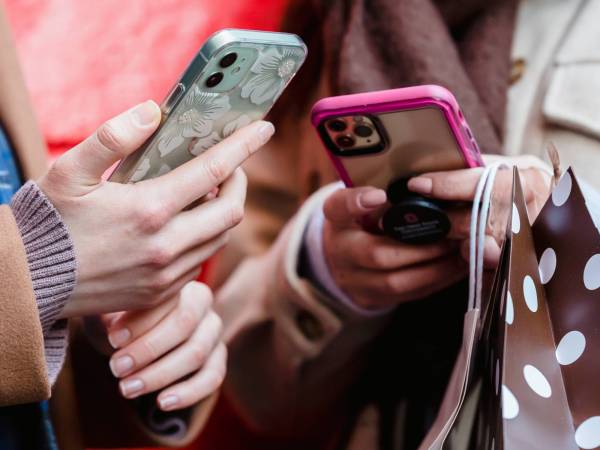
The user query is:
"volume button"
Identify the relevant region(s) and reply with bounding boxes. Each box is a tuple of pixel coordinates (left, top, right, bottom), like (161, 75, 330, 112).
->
(162, 83, 185, 114)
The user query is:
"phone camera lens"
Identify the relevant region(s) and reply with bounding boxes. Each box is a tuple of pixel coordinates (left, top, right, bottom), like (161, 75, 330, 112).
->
(327, 119, 347, 132)
(354, 124, 373, 137)
(336, 134, 355, 148)
(219, 52, 238, 68)
(205, 72, 224, 88)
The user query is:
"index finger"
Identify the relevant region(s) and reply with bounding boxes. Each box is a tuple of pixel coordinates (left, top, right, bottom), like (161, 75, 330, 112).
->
(141, 120, 274, 214)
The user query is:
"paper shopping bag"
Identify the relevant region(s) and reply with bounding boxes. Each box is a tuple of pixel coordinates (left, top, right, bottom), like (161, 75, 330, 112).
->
(421, 167, 600, 450)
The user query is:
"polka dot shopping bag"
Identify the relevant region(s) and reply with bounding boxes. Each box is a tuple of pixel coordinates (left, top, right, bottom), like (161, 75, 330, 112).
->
(420, 167, 600, 450)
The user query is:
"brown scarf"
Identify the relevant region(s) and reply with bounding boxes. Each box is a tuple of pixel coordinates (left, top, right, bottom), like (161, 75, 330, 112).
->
(281, 0, 518, 155)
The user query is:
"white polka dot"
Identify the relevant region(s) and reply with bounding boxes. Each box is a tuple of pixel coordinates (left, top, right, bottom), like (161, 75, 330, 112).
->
(502, 385, 519, 419)
(523, 364, 552, 398)
(575, 416, 600, 449)
(583, 254, 600, 291)
(506, 291, 514, 324)
(556, 331, 586, 365)
(523, 275, 538, 312)
(552, 171, 572, 207)
(511, 203, 520, 234)
(538, 248, 557, 284)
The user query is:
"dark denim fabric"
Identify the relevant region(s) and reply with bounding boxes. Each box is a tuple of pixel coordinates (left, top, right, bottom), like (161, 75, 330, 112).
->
(0, 123, 59, 450)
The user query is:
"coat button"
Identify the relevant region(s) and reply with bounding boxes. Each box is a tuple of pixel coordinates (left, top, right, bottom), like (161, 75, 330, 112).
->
(295, 309, 324, 341)
(510, 58, 526, 85)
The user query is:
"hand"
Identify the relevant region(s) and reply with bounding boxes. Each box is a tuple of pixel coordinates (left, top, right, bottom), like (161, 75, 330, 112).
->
(407, 155, 552, 268)
(38, 101, 274, 317)
(106, 281, 226, 411)
(322, 187, 466, 312)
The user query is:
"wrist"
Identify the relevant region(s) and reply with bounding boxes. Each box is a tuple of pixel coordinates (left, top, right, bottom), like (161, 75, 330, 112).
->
(302, 203, 395, 318)
(10, 181, 77, 332)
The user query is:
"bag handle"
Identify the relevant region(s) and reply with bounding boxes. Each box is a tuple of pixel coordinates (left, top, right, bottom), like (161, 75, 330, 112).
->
(468, 163, 502, 312)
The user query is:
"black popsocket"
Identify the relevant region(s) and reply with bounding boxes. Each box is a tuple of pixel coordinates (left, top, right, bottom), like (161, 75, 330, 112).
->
(381, 178, 450, 244)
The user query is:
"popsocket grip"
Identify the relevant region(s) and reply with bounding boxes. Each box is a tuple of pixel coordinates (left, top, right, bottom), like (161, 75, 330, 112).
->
(381, 178, 451, 244)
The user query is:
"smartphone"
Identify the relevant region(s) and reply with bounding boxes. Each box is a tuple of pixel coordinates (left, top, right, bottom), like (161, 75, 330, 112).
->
(311, 85, 484, 244)
(110, 29, 307, 183)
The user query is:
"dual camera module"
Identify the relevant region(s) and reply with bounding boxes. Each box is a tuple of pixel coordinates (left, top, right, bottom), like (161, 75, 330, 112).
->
(324, 116, 382, 153)
(205, 52, 239, 88)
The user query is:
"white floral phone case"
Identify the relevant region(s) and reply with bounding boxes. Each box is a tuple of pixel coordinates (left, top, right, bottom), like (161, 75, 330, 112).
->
(110, 30, 307, 183)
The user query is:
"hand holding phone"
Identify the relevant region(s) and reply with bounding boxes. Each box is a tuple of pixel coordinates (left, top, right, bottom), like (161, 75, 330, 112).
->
(312, 85, 483, 245)
(320, 186, 466, 312)
(39, 101, 274, 319)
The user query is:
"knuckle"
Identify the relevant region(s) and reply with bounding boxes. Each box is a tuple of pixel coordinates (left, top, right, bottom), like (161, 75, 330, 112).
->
(190, 340, 209, 367)
(224, 202, 245, 228)
(367, 247, 388, 268)
(96, 120, 125, 153)
(140, 338, 161, 362)
(176, 295, 203, 329)
(145, 242, 175, 269)
(383, 274, 401, 294)
(135, 204, 169, 233)
(209, 312, 224, 337)
(240, 136, 257, 159)
(148, 271, 172, 293)
(206, 158, 228, 184)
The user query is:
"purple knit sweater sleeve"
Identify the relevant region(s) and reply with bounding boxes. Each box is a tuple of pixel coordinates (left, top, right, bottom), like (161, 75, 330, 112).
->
(10, 181, 77, 385)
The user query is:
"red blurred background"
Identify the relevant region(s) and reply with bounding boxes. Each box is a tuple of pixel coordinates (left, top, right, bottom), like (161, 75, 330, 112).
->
(4, 1, 290, 449)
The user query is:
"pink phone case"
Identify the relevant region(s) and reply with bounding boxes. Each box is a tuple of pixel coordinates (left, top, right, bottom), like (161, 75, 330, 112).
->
(311, 85, 483, 188)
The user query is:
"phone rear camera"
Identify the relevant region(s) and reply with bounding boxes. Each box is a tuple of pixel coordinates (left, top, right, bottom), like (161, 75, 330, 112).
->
(205, 72, 224, 88)
(219, 52, 238, 68)
(354, 124, 373, 137)
(336, 134, 355, 148)
(327, 119, 347, 132)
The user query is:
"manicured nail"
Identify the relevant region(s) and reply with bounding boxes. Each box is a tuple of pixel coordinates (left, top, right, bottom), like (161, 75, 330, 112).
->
(120, 379, 144, 398)
(358, 189, 387, 208)
(109, 355, 134, 377)
(407, 177, 433, 195)
(257, 121, 275, 144)
(131, 100, 160, 127)
(159, 395, 180, 411)
(108, 328, 131, 349)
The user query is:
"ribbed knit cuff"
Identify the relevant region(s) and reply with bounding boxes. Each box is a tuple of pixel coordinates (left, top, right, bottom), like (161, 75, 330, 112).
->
(10, 181, 77, 384)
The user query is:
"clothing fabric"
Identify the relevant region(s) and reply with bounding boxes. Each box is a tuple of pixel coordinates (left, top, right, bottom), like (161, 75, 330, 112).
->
(10, 181, 76, 384)
(208, 0, 600, 449)
(0, 124, 60, 450)
(0, 5, 216, 448)
(321, 0, 517, 156)
(0, 124, 21, 202)
(303, 187, 394, 317)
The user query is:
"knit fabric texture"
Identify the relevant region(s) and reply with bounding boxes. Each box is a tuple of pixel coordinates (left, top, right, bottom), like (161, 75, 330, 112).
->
(10, 181, 77, 384)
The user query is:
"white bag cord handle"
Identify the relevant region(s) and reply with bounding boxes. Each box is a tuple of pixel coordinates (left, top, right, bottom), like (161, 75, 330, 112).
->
(468, 163, 501, 311)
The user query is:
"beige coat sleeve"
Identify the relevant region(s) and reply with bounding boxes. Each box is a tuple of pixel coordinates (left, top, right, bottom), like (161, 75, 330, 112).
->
(0, 205, 50, 406)
(213, 185, 393, 439)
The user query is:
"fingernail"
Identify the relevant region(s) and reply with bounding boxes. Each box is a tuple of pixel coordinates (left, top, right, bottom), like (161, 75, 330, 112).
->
(108, 328, 131, 349)
(109, 355, 134, 377)
(159, 395, 180, 411)
(131, 100, 159, 127)
(407, 177, 433, 195)
(120, 378, 144, 398)
(257, 121, 275, 145)
(358, 189, 387, 208)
